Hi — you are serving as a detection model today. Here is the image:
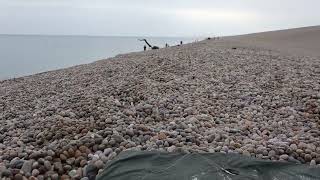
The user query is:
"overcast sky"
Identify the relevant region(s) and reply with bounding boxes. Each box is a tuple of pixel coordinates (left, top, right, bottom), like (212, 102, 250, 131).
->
(0, 0, 319, 37)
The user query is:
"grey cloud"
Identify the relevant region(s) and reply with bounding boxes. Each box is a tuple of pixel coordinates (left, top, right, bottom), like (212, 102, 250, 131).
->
(0, 0, 319, 36)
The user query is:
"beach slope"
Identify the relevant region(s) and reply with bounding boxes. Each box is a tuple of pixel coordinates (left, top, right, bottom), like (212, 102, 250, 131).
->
(1, 26, 320, 179)
(228, 25, 320, 56)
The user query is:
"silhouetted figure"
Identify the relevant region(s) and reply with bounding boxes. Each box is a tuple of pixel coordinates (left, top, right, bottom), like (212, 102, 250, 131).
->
(139, 39, 159, 49)
(180, 41, 183, 45)
(165, 43, 169, 48)
(144, 45, 147, 51)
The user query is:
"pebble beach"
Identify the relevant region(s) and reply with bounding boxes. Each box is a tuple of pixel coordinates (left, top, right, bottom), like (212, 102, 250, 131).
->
(1, 27, 320, 179)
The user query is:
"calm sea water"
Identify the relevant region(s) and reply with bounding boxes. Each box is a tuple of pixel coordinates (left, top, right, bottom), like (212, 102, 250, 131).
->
(0, 35, 196, 79)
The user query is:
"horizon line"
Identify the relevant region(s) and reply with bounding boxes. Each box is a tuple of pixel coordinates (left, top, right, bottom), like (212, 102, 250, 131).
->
(1, 25, 319, 39)
(0, 33, 206, 39)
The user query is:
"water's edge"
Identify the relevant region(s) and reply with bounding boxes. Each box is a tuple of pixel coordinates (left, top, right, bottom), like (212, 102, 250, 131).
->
(0, 35, 198, 80)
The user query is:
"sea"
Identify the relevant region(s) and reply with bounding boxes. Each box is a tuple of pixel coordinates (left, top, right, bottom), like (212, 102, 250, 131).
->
(0, 35, 197, 80)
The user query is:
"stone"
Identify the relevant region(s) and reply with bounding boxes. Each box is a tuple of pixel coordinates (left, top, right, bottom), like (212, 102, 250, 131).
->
(164, 141, 169, 147)
(79, 146, 89, 153)
(138, 125, 149, 131)
(68, 148, 75, 157)
(109, 139, 116, 146)
(66, 158, 75, 165)
(156, 140, 163, 146)
(229, 128, 240, 133)
(45, 156, 53, 161)
(105, 119, 113, 124)
(10, 158, 25, 169)
(80, 160, 87, 167)
(29, 151, 43, 159)
(310, 160, 316, 166)
(50, 174, 58, 180)
(21, 160, 33, 175)
(111, 135, 123, 143)
(64, 165, 72, 172)
(11, 168, 21, 176)
(158, 132, 167, 140)
(14, 174, 23, 180)
(68, 169, 78, 178)
(123, 109, 136, 116)
(279, 154, 289, 160)
(262, 150, 268, 156)
(184, 107, 195, 115)
(98, 169, 103, 175)
(206, 134, 215, 143)
(298, 142, 307, 149)
(268, 150, 276, 157)
(103, 148, 113, 156)
(126, 129, 135, 136)
(85, 164, 98, 180)
(60, 154, 67, 161)
(114, 99, 121, 106)
(290, 144, 298, 151)
(44, 170, 55, 179)
(196, 114, 212, 121)
(0, 165, 10, 177)
(47, 150, 55, 157)
(307, 144, 316, 151)
(74, 150, 82, 158)
(32, 162, 39, 169)
(60, 174, 69, 180)
(256, 146, 265, 154)
(29, 176, 38, 180)
(63, 151, 70, 158)
(305, 149, 312, 154)
(94, 160, 104, 169)
(243, 150, 251, 156)
(31, 169, 40, 177)
(108, 152, 117, 160)
(305, 154, 312, 162)
(44, 161, 52, 171)
(76, 168, 83, 178)
(37, 158, 45, 165)
(37, 175, 45, 180)
(53, 162, 64, 174)
(167, 146, 176, 153)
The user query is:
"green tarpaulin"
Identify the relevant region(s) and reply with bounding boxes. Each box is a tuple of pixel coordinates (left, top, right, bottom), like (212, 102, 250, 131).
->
(97, 151, 320, 180)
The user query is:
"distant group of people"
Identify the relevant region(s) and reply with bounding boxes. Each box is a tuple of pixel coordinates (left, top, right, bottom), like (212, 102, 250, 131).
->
(143, 40, 183, 51)
(207, 36, 220, 40)
(142, 37, 221, 51)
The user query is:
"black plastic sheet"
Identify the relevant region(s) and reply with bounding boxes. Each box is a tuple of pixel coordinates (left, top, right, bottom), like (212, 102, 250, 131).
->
(97, 151, 320, 180)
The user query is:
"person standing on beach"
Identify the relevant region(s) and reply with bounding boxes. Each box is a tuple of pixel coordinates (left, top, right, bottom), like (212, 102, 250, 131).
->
(144, 45, 146, 51)
(180, 41, 183, 45)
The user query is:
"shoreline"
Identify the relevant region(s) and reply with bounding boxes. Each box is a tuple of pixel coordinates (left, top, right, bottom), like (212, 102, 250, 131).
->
(0, 35, 198, 82)
(0, 40, 198, 82)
